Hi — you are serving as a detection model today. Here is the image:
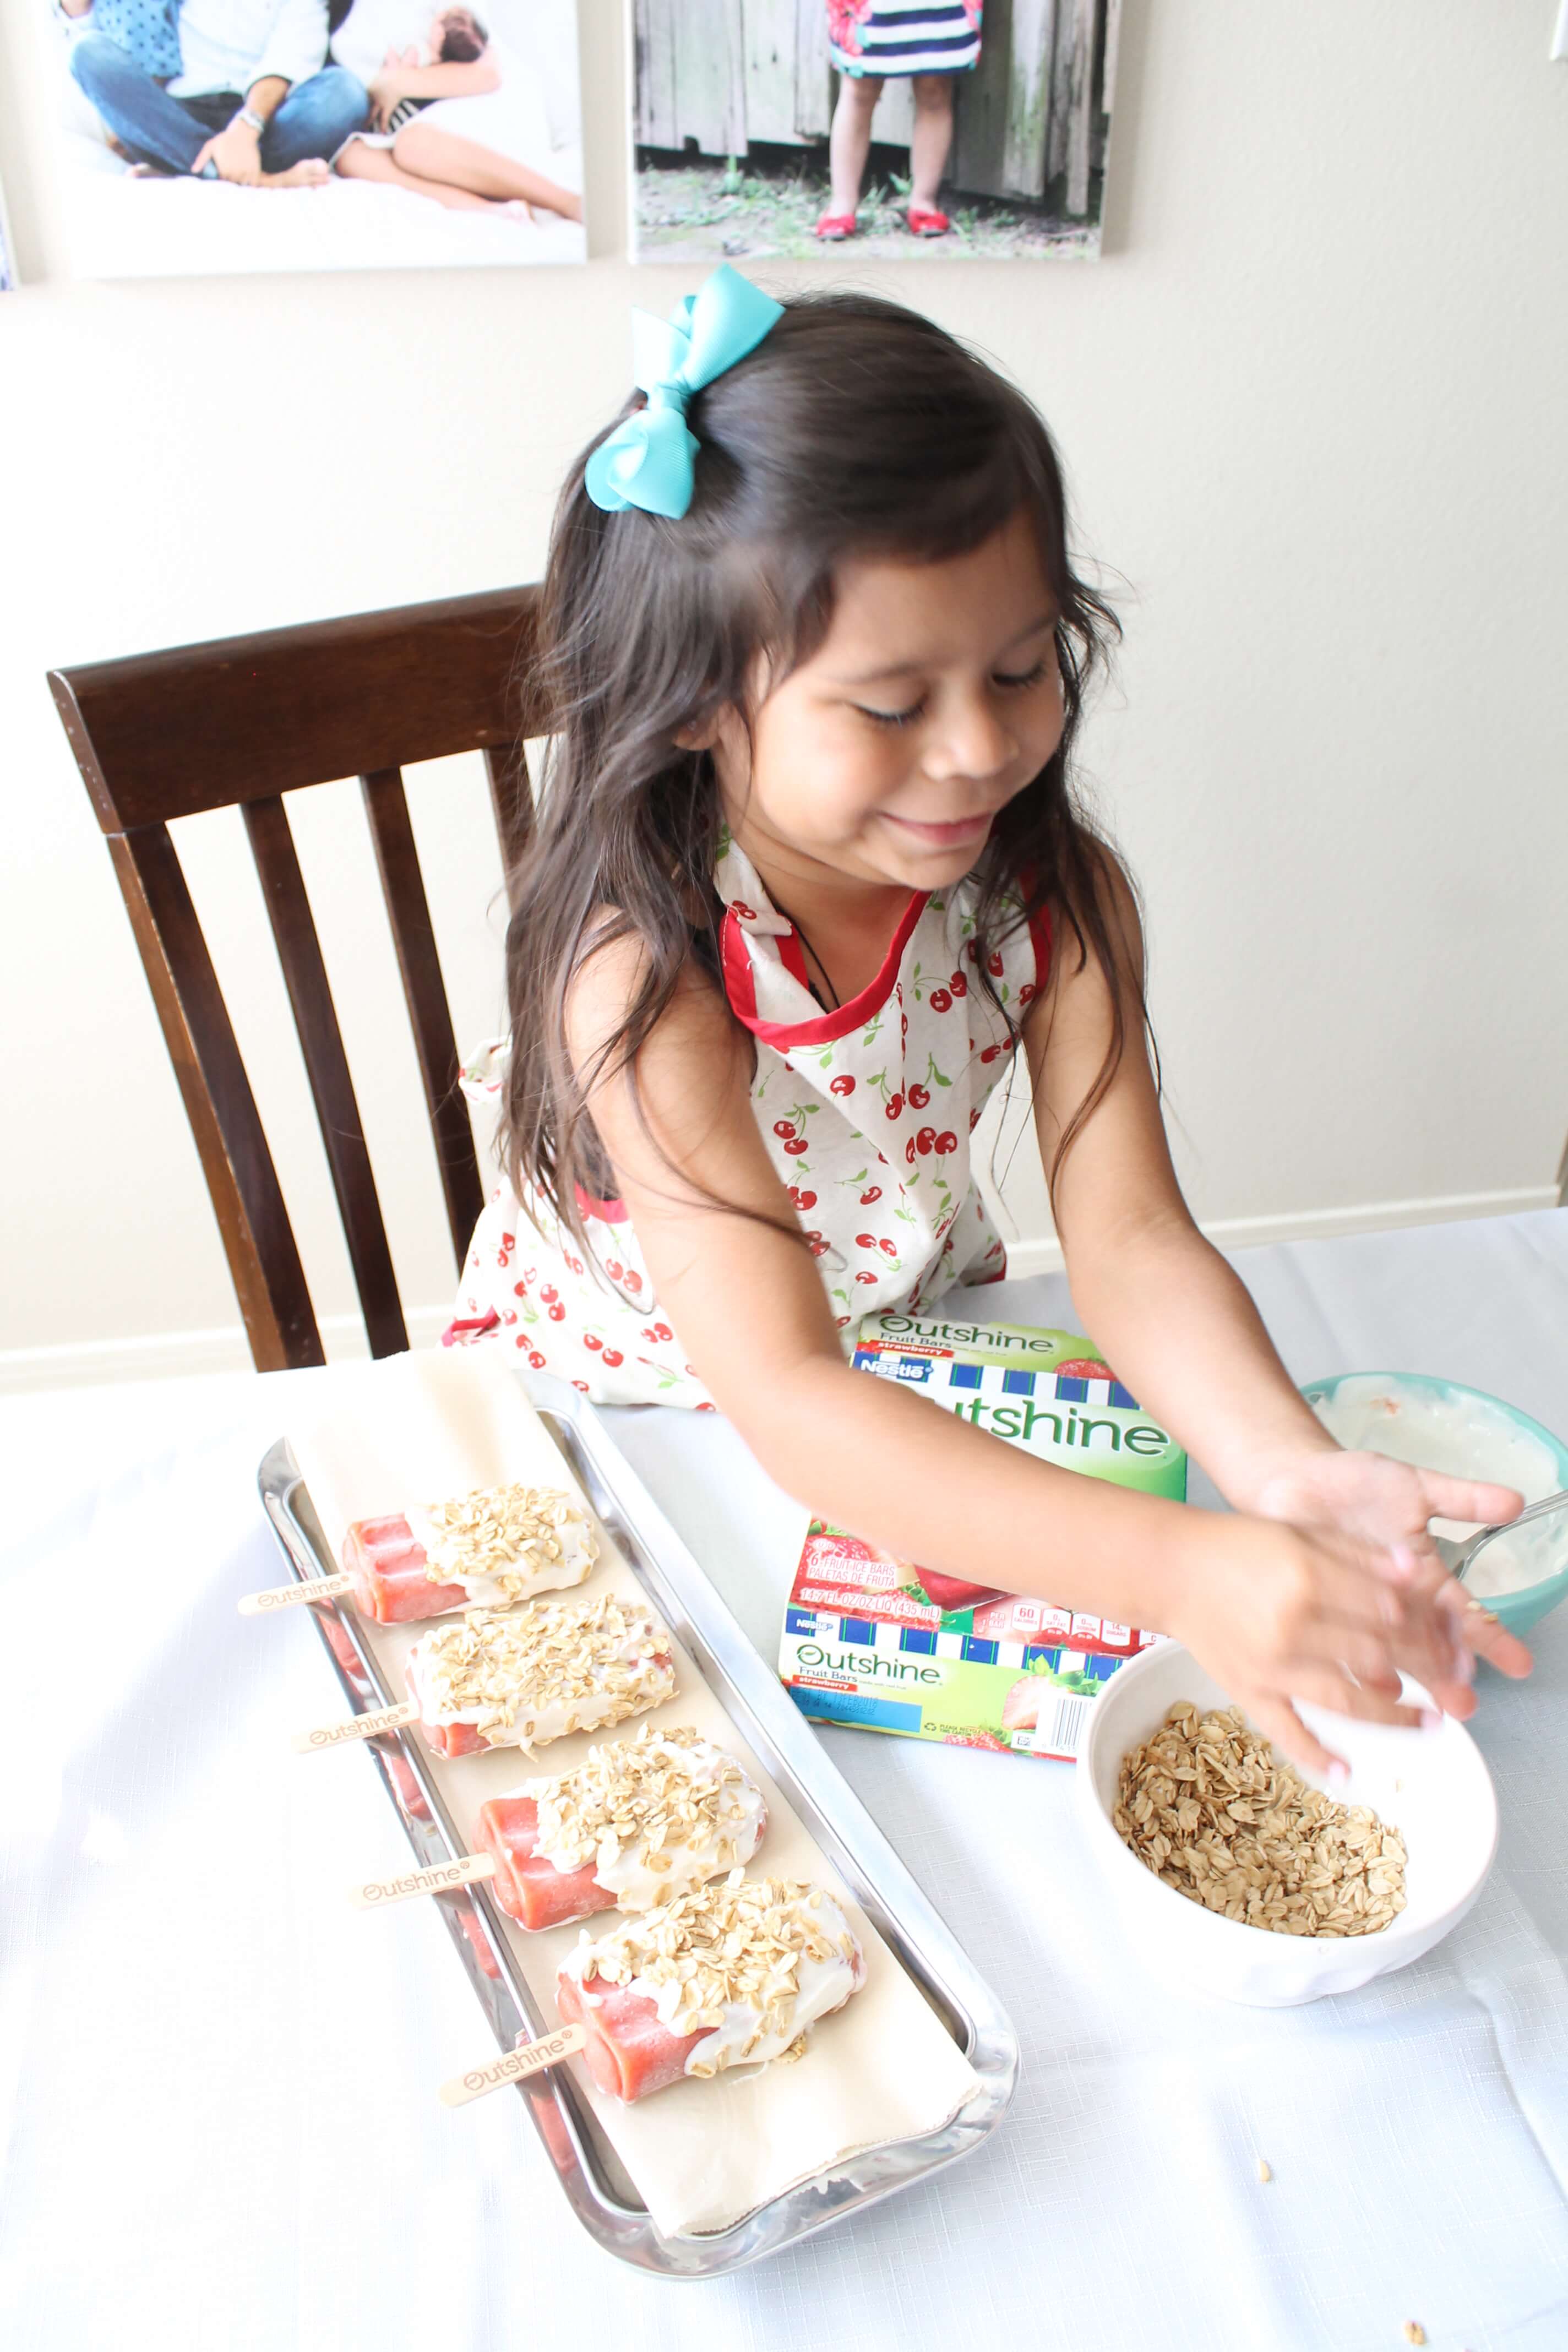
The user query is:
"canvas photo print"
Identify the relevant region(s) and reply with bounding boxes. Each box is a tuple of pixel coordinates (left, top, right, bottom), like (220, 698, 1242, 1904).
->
(36, 0, 586, 276)
(633, 0, 1117, 263)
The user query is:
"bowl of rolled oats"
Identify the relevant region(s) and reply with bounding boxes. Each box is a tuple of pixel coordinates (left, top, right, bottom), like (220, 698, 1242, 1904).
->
(1075, 1642, 1498, 2006)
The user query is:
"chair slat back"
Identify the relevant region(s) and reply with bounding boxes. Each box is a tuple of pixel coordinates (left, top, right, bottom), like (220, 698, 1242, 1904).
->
(242, 794, 409, 1360)
(361, 765, 488, 1265)
(49, 585, 543, 1373)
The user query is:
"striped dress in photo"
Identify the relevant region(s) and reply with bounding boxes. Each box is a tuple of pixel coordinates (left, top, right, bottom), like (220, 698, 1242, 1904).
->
(827, 2, 983, 80)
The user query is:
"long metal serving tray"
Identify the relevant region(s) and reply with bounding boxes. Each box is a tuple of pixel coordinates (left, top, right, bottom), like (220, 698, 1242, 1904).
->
(258, 1371, 1017, 2277)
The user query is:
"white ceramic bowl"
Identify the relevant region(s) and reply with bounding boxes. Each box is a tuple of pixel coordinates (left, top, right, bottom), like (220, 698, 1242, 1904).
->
(1076, 1642, 1498, 2007)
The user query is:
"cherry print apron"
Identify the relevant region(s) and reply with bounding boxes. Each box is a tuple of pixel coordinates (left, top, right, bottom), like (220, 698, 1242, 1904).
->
(448, 833, 1049, 1406)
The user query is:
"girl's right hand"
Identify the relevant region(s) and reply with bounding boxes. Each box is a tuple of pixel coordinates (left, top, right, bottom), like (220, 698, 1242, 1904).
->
(1163, 1513, 1515, 1779)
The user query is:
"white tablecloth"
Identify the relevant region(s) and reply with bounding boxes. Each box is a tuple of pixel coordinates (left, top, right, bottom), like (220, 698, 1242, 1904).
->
(4, 1210, 1567, 2350)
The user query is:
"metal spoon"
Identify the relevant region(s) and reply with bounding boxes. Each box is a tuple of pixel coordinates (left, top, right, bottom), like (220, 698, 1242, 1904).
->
(1432, 1489, 1568, 1581)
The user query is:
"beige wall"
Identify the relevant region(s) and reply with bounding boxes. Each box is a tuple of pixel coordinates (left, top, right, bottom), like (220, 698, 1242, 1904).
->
(2, 2, 1565, 1382)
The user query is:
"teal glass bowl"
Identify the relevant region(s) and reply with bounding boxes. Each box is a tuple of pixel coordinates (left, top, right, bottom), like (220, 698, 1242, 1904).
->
(1300, 1370, 1568, 1640)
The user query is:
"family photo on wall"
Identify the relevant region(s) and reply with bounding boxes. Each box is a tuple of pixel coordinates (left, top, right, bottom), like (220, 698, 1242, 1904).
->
(633, 0, 1117, 262)
(33, 0, 585, 276)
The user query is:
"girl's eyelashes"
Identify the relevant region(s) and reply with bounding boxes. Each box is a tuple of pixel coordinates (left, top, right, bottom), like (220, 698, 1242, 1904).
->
(995, 656, 1054, 692)
(858, 696, 927, 729)
(854, 656, 1055, 729)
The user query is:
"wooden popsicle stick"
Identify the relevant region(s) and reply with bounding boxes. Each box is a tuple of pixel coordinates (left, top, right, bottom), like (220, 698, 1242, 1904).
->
(292, 1699, 419, 1753)
(439, 2024, 586, 2108)
(238, 1571, 355, 1616)
(350, 1853, 497, 1909)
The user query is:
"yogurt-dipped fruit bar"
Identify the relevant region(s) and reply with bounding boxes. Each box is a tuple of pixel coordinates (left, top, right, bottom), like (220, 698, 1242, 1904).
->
(405, 1591, 677, 1758)
(240, 1479, 598, 1624)
(555, 1873, 866, 2103)
(345, 1482, 598, 1621)
(477, 1725, 767, 1930)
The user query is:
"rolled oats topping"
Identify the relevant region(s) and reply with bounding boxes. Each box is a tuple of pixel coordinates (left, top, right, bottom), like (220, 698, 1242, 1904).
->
(1114, 1702, 1409, 1939)
(567, 1872, 862, 2066)
(412, 1481, 597, 1602)
(524, 1725, 765, 1903)
(411, 1592, 675, 1750)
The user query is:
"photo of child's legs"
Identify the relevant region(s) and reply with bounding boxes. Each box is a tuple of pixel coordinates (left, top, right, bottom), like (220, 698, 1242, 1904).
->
(825, 69, 957, 233)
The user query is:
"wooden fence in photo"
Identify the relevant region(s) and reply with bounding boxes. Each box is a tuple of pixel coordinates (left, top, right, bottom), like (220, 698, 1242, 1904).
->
(633, 0, 1118, 215)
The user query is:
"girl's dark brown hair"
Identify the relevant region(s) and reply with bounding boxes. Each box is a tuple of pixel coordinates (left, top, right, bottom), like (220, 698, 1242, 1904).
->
(436, 7, 487, 61)
(500, 288, 1144, 1261)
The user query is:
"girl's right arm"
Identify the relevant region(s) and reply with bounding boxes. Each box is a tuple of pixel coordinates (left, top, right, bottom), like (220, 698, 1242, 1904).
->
(569, 934, 1479, 1773)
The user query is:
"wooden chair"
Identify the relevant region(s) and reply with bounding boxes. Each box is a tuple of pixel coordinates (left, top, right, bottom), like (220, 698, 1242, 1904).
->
(48, 586, 543, 1373)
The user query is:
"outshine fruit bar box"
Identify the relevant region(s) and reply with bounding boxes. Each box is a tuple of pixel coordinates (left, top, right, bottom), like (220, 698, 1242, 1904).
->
(780, 1314, 1185, 1762)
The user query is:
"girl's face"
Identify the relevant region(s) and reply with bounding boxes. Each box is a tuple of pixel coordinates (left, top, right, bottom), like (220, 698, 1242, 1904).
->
(712, 510, 1065, 899)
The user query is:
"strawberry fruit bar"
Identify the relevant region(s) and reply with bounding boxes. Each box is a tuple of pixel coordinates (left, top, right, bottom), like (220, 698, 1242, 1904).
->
(477, 1724, 767, 1931)
(342, 1481, 598, 1625)
(404, 1591, 677, 1758)
(556, 1872, 865, 2103)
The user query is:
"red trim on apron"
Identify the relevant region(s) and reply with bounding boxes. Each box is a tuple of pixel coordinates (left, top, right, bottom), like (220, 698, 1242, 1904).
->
(720, 891, 927, 1048)
(1028, 901, 1052, 989)
(574, 1182, 629, 1225)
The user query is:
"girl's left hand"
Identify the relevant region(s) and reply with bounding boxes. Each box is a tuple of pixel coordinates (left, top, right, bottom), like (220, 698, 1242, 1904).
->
(1250, 1449, 1533, 1698)
(367, 74, 404, 130)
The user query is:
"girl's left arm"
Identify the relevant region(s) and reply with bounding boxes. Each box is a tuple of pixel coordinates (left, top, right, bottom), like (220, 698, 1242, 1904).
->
(1024, 857, 1526, 1570)
(370, 55, 501, 105)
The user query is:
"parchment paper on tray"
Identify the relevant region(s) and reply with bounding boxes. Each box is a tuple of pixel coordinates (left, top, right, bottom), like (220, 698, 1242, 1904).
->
(285, 1349, 980, 2237)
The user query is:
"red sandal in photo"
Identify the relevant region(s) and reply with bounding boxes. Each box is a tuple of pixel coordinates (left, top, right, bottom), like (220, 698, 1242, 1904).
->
(906, 205, 952, 237)
(813, 211, 857, 241)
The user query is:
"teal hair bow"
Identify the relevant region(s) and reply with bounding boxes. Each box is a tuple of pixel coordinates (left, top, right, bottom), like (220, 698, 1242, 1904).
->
(584, 264, 786, 521)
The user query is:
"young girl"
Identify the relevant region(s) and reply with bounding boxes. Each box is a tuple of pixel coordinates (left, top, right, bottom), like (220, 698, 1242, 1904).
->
(818, 1, 984, 239)
(450, 265, 1529, 1774)
(331, 0, 582, 221)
